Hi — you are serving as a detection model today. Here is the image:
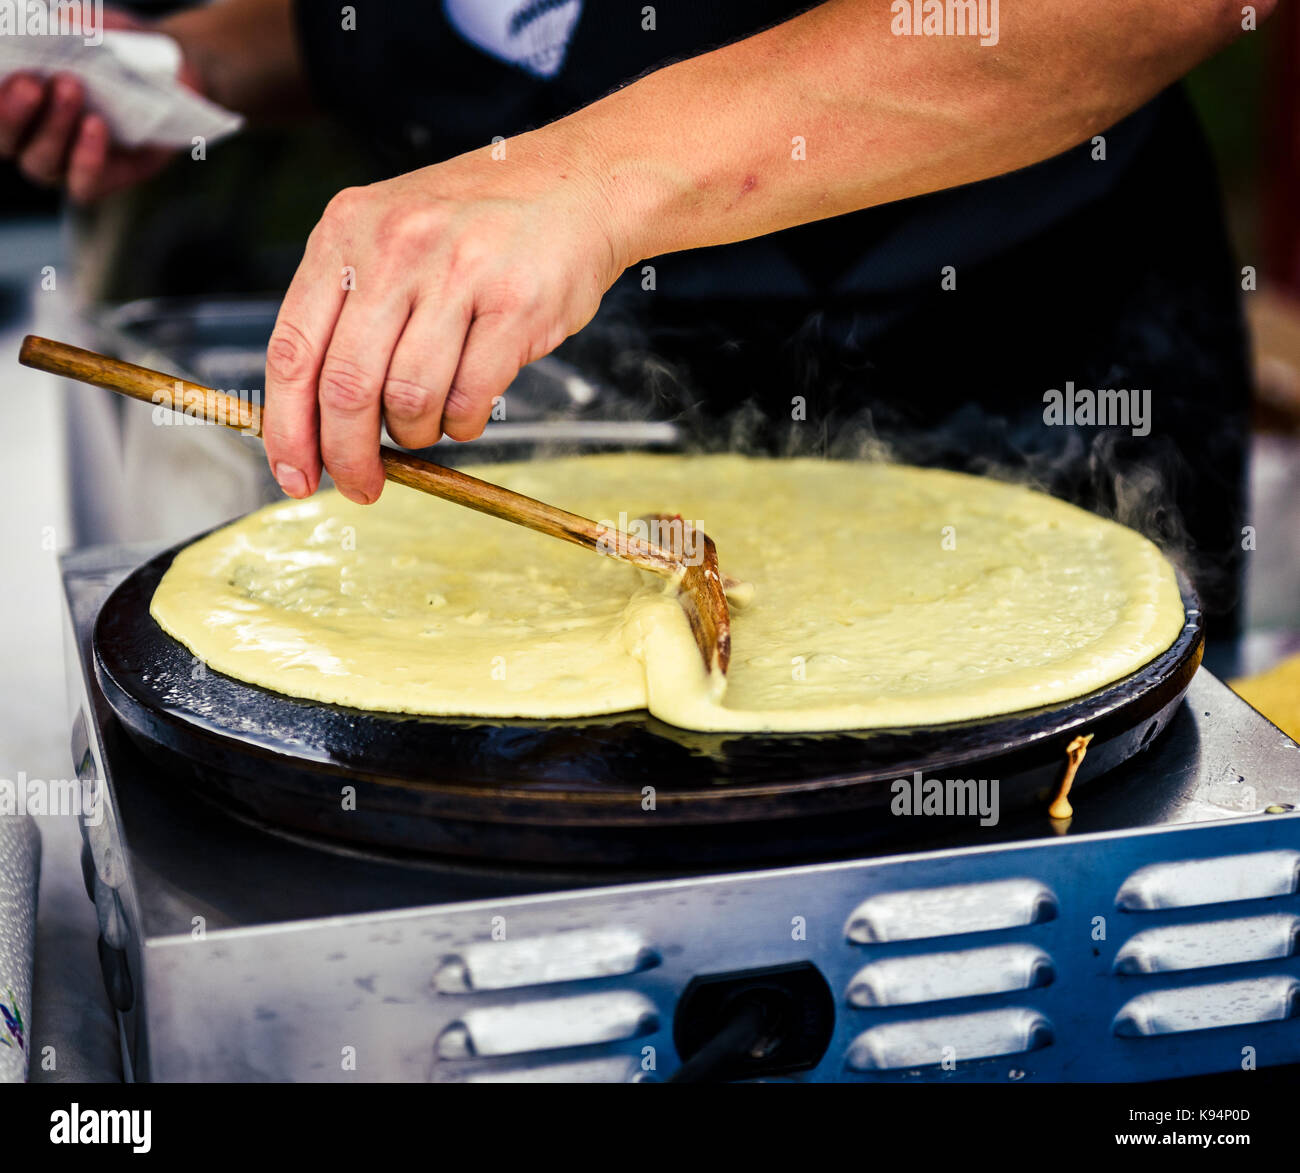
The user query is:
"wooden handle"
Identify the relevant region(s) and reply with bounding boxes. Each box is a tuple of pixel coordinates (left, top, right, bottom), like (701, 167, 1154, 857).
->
(379, 449, 680, 575)
(20, 334, 262, 436)
(19, 334, 682, 578)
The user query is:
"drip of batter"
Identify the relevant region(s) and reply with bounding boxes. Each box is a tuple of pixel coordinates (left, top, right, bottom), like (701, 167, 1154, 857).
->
(149, 455, 1186, 732)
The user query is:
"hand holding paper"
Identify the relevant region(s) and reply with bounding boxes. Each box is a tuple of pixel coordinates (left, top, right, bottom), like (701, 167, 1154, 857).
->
(0, 9, 242, 202)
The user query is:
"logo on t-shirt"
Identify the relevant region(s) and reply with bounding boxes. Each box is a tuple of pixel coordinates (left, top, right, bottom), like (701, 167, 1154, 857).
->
(443, 0, 584, 79)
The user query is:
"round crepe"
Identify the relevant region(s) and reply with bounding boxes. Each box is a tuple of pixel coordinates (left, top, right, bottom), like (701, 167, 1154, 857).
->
(150, 454, 1186, 732)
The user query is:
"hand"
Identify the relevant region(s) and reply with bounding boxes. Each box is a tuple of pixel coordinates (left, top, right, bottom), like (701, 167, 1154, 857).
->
(262, 135, 628, 504)
(0, 8, 197, 203)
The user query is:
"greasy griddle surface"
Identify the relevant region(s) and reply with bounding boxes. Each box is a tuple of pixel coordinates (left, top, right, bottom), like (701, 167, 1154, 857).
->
(94, 540, 1203, 832)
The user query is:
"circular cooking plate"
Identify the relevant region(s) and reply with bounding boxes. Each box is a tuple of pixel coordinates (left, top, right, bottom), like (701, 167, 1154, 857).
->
(94, 541, 1204, 866)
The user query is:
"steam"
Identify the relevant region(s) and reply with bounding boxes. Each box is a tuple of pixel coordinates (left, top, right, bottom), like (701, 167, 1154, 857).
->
(537, 295, 1238, 626)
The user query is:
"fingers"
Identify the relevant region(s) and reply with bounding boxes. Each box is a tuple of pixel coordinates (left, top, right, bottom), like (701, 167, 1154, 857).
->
(16, 75, 84, 186)
(381, 298, 471, 450)
(266, 193, 410, 505)
(66, 113, 110, 204)
(263, 230, 347, 500)
(0, 74, 43, 156)
(265, 179, 548, 503)
(442, 313, 523, 442)
(317, 291, 411, 504)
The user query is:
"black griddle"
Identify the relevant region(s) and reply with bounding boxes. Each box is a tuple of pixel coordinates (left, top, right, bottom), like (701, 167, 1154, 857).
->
(93, 541, 1204, 866)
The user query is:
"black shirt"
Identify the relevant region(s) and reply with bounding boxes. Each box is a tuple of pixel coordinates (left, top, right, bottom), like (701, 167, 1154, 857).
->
(294, 0, 1164, 303)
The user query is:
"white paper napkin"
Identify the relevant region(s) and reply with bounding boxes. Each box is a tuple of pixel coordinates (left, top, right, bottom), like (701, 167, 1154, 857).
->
(0, 816, 40, 1083)
(0, 28, 242, 148)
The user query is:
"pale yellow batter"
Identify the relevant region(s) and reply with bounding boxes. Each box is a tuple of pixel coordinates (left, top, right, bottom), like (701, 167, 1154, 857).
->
(149, 455, 1186, 732)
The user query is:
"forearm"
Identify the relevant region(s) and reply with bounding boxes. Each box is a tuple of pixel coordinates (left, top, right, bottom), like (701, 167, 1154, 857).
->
(548, 0, 1265, 267)
(160, 0, 309, 120)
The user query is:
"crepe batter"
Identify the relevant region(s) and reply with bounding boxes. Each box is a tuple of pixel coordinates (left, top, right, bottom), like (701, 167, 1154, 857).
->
(149, 454, 1186, 732)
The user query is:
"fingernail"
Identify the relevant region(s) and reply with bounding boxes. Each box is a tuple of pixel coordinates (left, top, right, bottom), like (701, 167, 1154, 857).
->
(275, 463, 308, 497)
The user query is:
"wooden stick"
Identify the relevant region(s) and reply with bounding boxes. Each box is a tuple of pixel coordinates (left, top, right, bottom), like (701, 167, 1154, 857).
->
(19, 334, 680, 575)
(19, 335, 731, 675)
(20, 333, 263, 435)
